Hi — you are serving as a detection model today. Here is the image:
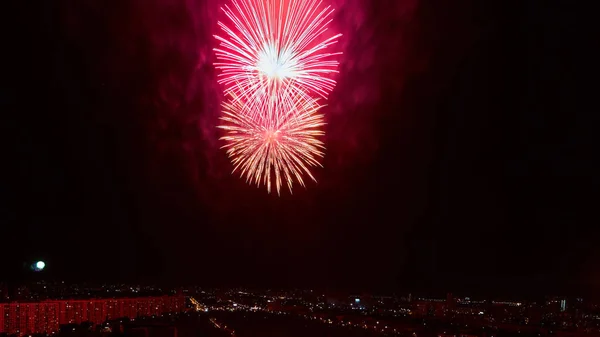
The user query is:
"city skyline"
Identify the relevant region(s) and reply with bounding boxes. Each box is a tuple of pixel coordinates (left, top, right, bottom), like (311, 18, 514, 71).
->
(2, 282, 600, 337)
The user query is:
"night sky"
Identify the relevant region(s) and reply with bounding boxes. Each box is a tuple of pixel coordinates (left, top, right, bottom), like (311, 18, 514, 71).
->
(1, 0, 596, 297)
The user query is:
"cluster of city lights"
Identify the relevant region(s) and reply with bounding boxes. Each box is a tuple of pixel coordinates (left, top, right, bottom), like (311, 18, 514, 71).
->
(183, 288, 600, 337)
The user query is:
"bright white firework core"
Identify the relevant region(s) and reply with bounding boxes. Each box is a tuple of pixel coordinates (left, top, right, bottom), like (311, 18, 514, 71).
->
(263, 130, 280, 143)
(256, 46, 297, 80)
(36, 261, 45, 270)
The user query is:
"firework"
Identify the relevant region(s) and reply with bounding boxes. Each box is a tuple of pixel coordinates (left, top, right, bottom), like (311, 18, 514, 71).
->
(213, 0, 341, 194)
(218, 93, 326, 195)
(214, 0, 342, 117)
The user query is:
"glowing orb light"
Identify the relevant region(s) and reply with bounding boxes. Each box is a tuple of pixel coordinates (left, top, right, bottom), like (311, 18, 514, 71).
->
(33, 260, 46, 272)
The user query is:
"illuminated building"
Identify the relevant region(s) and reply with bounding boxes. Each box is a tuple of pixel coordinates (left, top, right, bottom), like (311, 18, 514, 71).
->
(0, 302, 59, 336)
(0, 295, 185, 336)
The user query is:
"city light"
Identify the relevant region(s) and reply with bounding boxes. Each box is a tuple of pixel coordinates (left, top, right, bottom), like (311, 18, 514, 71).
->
(1, 285, 591, 337)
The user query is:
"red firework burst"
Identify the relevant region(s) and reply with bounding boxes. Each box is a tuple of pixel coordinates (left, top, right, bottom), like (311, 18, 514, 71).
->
(218, 93, 325, 195)
(214, 0, 342, 118)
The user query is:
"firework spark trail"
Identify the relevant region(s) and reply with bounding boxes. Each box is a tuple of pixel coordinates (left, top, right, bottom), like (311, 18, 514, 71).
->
(218, 93, 326, 195)
(214, 0, 342, 118)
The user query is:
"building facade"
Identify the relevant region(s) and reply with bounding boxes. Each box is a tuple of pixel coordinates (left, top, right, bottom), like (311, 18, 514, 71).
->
(0, 296, 185, 336)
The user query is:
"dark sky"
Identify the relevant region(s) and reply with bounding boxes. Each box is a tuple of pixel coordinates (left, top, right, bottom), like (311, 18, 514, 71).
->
(1, 0, 596, 297)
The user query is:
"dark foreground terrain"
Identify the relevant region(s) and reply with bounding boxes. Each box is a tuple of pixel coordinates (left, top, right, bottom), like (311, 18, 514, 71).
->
(172, 311, 386, 337)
